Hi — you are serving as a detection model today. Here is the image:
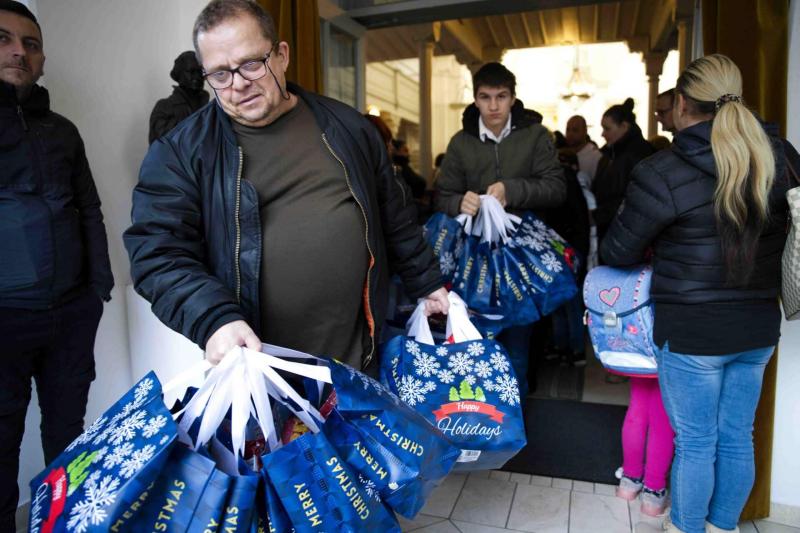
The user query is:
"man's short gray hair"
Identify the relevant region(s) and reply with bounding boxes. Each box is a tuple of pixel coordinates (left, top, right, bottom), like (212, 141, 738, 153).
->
(193, 0, 277, 61)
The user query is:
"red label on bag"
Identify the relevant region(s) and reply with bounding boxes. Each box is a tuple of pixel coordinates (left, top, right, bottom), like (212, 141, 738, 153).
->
(29, 467, 67, 533)
(433, 401, 505, 423)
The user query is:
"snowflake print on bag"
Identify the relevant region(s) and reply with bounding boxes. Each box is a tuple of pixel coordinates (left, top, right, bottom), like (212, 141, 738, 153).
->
(424, 381, 437, 393)
(447, 352, 474, 376)
(466, 342, 485, 357)
(119, 444, 156, 479)
(436, 346, 448, 357)
(490, 352, 510, 373)
(454, 237, 464, 259)
(405, 340, 422, 357)
(474, 360, 493, 379)
(463, 375, 476, 386)
(141, 415, 168, 439)
(92, 447, 108, 465)
(541, 251, 563, 273)
(65, 415, 108, 453)
(358, 474, 380, 502)
(437, 368, 455, 384)
(413, 353, 441, 378)
(66, 471, 120, 533)
(440, 252, 456, 276)
(397, 375, 429, 407)
(482, 379, 496, 392)
(533, 219, 547, 232)
(494, 374, 520, 406)
(107, 410, 147, 446)
(103, 442, 134, 470)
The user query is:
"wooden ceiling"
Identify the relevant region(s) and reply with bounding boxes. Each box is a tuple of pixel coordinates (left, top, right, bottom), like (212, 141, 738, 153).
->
(364, 0, 681, 64)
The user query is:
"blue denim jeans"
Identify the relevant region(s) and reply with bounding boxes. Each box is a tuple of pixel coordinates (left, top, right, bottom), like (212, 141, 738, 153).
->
(656, 343, 774, 533)
(498, 324, 532, 400)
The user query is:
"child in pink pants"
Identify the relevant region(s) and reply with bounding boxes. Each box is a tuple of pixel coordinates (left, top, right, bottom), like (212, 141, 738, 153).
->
(616, 376, 675, 516)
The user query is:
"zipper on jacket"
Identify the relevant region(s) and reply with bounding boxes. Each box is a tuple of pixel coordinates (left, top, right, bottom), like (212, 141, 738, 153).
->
(16, 105, 28, 131)
(321, 132, 377, 368)
(234, 146, 243, 304)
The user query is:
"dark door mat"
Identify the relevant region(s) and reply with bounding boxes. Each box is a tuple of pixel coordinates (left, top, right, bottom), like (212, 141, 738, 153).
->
(502, 397, 626, 485)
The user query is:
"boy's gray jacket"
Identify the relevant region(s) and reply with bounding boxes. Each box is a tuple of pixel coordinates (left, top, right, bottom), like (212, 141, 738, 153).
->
(435, 101, 566, 216)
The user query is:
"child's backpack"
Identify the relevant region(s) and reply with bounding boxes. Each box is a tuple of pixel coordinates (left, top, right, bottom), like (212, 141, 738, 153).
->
(583, 265, 657, 377)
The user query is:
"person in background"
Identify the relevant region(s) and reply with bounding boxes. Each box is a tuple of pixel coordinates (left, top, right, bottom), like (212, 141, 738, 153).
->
(435, 61, 565, 399)
(565, 114, 603, 185)
(364, 113, 415, 210)
(601, 54, 789, 533)
(592, 98, 654, 243)
(655, 88, 677, 135)
(391, 138, 427, 199)
(432, 152, 445, 185)
(149, 50, 210, 144)
(547, 149, 591, 366)
(0, 2, 114, 528)
(125, 0, 447, 377)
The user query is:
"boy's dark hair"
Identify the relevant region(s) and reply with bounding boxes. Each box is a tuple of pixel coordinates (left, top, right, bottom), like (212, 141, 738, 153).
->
(472, 62, 516, 97)
(657, 88, 675, 105)
(193, 0, 277, 61)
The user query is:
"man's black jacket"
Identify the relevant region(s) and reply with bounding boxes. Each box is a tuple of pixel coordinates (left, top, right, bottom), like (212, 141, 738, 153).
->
(124, 83, 442, 369)
(0, 82, 113, 308)
(148, 86, 209, 145)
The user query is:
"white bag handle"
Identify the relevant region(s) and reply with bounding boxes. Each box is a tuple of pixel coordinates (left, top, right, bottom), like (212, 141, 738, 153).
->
(457, 195, 520, 244)
(405, 291, 483, 345)
(446, 291, 483, 342)
(178, 345, 331, 457)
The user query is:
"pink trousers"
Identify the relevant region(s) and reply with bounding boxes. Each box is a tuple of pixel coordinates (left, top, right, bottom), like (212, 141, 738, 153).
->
(621, 377, 675, 491)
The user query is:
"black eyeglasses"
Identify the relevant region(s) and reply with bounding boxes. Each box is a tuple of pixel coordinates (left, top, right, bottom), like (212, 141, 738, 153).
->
(203, 52, 271, 90)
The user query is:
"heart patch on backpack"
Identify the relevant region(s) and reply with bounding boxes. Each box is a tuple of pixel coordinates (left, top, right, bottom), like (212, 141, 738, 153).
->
(599, 287, 621, 307)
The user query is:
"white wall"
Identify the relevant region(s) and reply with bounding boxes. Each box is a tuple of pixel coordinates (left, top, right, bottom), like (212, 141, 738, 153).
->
(771, 0, 800, 510)
(17, 0, 209, 505)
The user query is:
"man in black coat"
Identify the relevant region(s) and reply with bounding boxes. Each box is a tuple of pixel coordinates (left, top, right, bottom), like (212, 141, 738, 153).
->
(148, 50, 209, 144)
(0, 1, 113, 528)
(125, 0, 447, 372)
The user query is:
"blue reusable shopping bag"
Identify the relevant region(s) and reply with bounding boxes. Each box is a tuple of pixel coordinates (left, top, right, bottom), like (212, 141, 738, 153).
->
(510, 212, 579, 316)
(380, 293, 527, 471)
(424, 212, 466, 284)
(262, 471, 295, 533)
(324, 362, 460, 518)
(262, 428, 400, 533)
(583, 265, 657, 377)
(28, 372, 177, 533)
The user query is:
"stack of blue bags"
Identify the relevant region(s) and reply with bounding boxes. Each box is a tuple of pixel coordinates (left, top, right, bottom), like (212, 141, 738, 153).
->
(28, 345, 462, 532)
(424, 195, 579, 329)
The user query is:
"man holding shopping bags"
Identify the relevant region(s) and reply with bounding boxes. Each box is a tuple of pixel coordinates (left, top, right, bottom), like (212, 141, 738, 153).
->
(125, 0, 447, 373)
(435, 62, 566, 398)
(0, 1, 114, 529)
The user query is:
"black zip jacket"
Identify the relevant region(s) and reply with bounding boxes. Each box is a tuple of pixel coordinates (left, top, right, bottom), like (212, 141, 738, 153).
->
(600, 120, 789, 353)
(0, 82, 113, 308)
(592, 124, 655, 241)
(124, 83, 442, 369)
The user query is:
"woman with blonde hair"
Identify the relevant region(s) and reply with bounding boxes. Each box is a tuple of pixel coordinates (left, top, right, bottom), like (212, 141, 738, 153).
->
(600, 54, 789, 533)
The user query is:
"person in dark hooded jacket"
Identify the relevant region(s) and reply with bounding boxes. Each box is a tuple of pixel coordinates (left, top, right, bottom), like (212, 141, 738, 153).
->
(0, 2, 113, 528)
(592, 98, 654, 243)
(434, 62, 566, 400)
(601, 54, 789, 533)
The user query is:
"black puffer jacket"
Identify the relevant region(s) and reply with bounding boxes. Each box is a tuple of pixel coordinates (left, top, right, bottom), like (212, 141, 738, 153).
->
(148, 86, 209, 144)
(125, 83, 442, 369)
(593, 124, 654, 240)
(601, 120, 789, 306)
(0, 82, 113, 308)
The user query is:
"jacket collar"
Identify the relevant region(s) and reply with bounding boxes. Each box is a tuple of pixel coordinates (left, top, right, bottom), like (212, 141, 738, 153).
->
(462, 99, 542, 140)
(213, 81, 327, 147)
(671, 120, 715, 175)
(0, 80, 49, 115)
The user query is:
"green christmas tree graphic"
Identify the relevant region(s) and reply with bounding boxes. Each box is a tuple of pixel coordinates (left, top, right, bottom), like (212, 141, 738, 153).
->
(459, 379, 475, 400)
(67, 450, 98, 494)
(449, 386, 459, 401)
(474, 386, 486, 402)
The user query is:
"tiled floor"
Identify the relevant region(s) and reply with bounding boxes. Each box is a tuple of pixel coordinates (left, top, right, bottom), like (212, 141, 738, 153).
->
(399, 471, 800, 533)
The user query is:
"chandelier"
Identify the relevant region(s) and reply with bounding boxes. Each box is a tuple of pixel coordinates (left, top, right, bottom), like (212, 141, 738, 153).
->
(560, 46, 594, 106)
